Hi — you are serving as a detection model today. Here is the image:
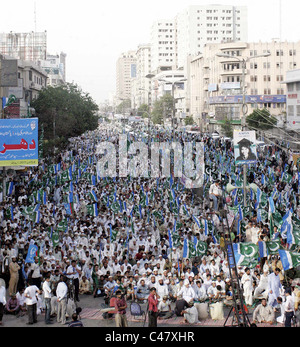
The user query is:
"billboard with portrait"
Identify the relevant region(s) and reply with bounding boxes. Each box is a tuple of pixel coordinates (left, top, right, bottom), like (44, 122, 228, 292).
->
(234, 130, 257, 166)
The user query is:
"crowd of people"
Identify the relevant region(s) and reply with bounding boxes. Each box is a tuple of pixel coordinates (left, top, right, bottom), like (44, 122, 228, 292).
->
(0, 121, 300, 327)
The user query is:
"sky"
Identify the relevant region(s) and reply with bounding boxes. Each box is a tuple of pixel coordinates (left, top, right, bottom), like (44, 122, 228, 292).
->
(0, 0, 299, 105)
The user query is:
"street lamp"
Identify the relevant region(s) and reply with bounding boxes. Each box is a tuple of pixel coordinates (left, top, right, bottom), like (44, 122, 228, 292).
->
(158, 78, 187, 137)
(216, 52, 271, 207)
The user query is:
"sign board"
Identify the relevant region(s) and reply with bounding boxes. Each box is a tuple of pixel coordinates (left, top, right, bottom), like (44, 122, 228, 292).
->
(220, 82, 241, 90)
(233, 130, 257, 166)
(3, 99, 20, 118)
(209, 95, 286, 105)
(0, 118, 39, 167)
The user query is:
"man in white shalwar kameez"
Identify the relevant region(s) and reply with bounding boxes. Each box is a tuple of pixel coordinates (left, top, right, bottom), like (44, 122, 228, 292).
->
(241, 268, 253, 306)
(253, 298, 275, 325)
(268, 268, 282, 308)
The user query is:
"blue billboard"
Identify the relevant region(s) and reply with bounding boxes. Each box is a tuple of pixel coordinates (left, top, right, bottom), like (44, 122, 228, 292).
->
(0, 118, 39, 167)
(209, 95, 286, 105)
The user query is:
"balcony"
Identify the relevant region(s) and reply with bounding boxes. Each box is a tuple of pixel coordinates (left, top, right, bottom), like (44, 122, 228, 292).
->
(220, 68, 245, 76)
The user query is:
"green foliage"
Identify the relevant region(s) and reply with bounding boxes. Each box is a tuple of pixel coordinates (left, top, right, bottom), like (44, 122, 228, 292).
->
(246, 108, 277, 130)
(184, 116, 195, 126)
(151, 94, 174, 125)
(137, 104, 150, 118)
(221, 117, 233, 138)
(31, 83, 99, 156)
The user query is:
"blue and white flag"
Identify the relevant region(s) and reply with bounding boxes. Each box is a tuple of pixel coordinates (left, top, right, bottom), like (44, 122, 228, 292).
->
(258, 241, 268, 259)
(279, 249, 300, 271)
(25, 244, 38, 264)
(256, 187, 262, 207)
(281, 208, 293, 239)
(42, 191, 47, 205)
(268, 196, 275, 214)
(7, 182, 14, 196)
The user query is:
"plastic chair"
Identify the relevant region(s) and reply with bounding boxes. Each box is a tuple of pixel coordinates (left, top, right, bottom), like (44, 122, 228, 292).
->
(130, 302, 145, 320)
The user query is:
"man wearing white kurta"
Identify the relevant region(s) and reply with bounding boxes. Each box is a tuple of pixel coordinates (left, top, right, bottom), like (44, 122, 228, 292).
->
(177, 279, 196, 303)
(241, 268, 253, 306)
(268, 268, 282, 308)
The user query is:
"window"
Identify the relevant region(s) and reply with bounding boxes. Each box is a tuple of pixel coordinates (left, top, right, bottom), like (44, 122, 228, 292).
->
(297, 105, 300, 117)
(288, 105, 295, 117)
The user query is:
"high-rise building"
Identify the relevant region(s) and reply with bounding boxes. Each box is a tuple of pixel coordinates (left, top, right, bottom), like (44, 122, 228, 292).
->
(116, 50, 137, 102)
(176, 4, 248, 68)
(132, 43, 152, 109)
(150, 19, 177, 72)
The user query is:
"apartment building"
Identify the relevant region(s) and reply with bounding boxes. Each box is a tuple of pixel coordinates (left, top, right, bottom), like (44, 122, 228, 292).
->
(189, 40, 300, 129)
(283, 69, 300, 130)
(39, 52, 67, 87)
(150, 19, 177, 72)
(116, 50, 137, 102)
(176, 4, 248, 69)
(131, 44, 152, 109)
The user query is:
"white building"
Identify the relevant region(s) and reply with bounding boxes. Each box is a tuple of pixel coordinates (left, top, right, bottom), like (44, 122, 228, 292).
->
(116, 50, 137, 102)
(39, 52, 67, 86)
(150, 19, 177, 72)
(132, 44, 152, 109)
(176, 4, 248, 69)
(283, 69, 300, 130)
(188, 40, 300, 130)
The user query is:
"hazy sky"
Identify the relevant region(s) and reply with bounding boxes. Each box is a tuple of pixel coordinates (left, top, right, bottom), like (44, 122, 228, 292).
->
(0, 0, 299, 104)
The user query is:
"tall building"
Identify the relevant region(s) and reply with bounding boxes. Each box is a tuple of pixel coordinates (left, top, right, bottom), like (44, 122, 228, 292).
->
(116, 51, 137, 102)
(146, 4, 248, 120)
(150, 19, 177, 72)
(132, 43, 152, 109)
(176, 4, 248, 69)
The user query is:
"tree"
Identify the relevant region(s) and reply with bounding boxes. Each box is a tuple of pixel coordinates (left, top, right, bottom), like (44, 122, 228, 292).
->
(185, 116, 195, 126)
(246, 108, 277, 130)
(137, 104, 150, 118)
(221, 117, 233, 138)
(116, 99, 131, 114)
(151, 94, 174, 125)
(31, 83, 99, 156)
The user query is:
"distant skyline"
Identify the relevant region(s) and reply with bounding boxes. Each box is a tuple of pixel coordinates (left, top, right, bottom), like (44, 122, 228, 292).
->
(0, 0, 299, 104)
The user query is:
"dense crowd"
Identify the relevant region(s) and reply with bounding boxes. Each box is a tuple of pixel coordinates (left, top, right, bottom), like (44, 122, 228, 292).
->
(1, 121, 300, 327)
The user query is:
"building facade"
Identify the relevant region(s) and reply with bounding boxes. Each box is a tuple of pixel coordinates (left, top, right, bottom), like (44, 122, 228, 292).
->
(39, 52, 67, 86)
(131, 44, 152, 110)
(283, 69, 300, 130)
(150, 19, 177, 72)
(176, 4, 248, 69)
(116, 51, 137, 103)
(189, 40, 300, 130)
